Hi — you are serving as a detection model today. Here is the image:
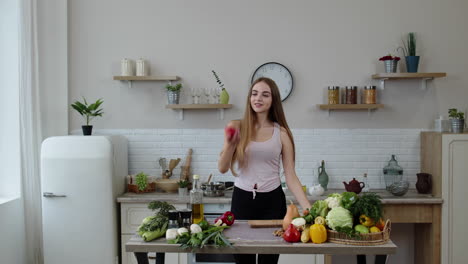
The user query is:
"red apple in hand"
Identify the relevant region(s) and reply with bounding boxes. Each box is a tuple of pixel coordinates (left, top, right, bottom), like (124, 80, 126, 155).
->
(225, 126, 237, 141)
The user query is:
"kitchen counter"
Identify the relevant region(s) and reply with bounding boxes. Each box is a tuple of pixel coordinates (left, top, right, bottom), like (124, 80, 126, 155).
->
(126, 221, 396, 264)
(118, 189, 442, 264)
(116, 189, 442, 205)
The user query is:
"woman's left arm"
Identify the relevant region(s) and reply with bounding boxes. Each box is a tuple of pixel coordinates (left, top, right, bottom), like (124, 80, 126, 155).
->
(280, 128, 311, 212)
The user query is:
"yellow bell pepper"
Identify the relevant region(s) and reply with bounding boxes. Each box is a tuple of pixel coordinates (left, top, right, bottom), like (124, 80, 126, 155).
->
(310, 223, 327, 244)
(359, 214, 375, 227)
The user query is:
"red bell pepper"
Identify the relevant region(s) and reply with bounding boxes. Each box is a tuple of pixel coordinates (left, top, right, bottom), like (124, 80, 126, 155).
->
(214, 211, 235, 226)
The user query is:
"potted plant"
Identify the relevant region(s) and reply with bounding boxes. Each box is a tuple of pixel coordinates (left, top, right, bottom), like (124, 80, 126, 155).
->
(448, 108, 465, 133)
(166, 83, 182, 104)
(398, 32, 419, 72)
(379, 54, 401, 73)
(212, 70, 229, 104)
(71, 97, 104, 136)
(177, 179, 190, 197)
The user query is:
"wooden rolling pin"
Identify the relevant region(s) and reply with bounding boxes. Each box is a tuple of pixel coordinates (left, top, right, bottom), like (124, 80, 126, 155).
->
(184, 148, 193, 168)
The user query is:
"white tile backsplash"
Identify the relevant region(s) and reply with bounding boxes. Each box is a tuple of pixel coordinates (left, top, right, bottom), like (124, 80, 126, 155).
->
(73, 128, 423, 190)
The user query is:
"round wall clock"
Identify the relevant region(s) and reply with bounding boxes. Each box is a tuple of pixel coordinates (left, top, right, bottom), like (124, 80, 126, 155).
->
(251, 62, 294, 101)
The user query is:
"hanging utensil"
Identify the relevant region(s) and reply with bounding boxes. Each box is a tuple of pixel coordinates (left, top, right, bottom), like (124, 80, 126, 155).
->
(159, 158, 167, 174)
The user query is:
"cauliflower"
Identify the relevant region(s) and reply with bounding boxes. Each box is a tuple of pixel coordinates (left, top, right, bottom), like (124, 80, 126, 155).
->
(325, 196, 341, 209)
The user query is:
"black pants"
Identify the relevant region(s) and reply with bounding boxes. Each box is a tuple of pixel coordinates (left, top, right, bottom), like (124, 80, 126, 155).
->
(230, 185, 287, 264)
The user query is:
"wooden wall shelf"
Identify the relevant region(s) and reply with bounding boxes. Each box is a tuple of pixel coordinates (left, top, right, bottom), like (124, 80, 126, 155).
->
(166, 104, 233, 120)
(371, 72, 446, 90)
(166, 104, 232, 110)
(317, 104, 384, 117)
(113, 75, 179, 88)
(318, 104, 384, 110)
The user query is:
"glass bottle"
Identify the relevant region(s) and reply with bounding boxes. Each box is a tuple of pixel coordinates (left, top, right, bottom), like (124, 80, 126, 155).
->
(190, 174, 204, 224)
(168, 210, 180, 229)
(318, 160, 329, 191)
(383, 155, 404, 191)
(362, 173, 370, 192)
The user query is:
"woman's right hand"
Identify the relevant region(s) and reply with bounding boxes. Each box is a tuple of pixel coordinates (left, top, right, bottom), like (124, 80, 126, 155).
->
(224, 125, 240, 147)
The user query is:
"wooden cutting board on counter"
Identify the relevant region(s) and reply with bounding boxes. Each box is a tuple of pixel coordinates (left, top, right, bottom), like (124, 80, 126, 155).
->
(248, 219, 283, 228)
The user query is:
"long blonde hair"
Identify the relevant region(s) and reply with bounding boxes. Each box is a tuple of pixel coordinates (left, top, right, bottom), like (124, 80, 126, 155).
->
(230, 77, 295, 174)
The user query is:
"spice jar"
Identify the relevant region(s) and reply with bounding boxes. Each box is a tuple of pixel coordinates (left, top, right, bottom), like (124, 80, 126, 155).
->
(179, 209, 192, 228)
(327, 86, 340, 104)
(168, 210, 180, 228)
(345, 86, 357, 104)
(362, 85, 377, 104)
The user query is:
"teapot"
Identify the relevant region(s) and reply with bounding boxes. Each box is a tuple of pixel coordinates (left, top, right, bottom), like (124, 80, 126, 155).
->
(308, 184, 325, 197)
(343, 178, 365, 194)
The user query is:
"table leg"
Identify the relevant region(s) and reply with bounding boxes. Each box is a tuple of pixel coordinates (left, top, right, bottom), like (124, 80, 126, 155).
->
(155, 253, 165, 263)
(374, 255, 388, 264)
(134, 252, 165, 264)
(357, 255, 366, 264)
(134, 252, 149, 264)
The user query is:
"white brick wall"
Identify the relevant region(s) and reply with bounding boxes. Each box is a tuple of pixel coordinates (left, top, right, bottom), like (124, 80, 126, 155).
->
(72, 129, 423, 190)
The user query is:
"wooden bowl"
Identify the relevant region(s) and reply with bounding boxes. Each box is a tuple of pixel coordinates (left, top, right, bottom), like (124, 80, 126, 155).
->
(155, 178, 179, 193)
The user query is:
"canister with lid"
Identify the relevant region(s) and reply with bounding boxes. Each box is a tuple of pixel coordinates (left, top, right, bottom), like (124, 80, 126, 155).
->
(362, 85, 377, 104)
(345, 86, 358, 104)
(327, 86, 340, 104)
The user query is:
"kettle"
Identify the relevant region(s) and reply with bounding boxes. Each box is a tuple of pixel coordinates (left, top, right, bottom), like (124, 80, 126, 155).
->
(343, 178, 365, 194)
(308, 184, 325, 197)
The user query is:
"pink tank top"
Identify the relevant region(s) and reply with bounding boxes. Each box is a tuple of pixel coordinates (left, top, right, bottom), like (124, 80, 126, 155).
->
(235, 123, 282, 195)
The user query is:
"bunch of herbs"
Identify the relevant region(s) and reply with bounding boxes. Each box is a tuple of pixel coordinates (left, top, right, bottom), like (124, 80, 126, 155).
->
(168, 225, 232, 249)
(349, 192, 383, 223)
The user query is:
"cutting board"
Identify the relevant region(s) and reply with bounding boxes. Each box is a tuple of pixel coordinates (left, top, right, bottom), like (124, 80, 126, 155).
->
(248, 219, 283, 228)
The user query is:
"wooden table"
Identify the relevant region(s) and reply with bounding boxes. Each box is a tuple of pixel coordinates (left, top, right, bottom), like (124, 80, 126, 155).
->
(126, 221, 397, 264)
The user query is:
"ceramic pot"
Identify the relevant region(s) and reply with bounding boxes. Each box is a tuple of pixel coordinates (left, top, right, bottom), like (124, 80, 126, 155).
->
(405, 56, 420, 73)
(416, 173, 432, 194)
(82, 125, 93, 136)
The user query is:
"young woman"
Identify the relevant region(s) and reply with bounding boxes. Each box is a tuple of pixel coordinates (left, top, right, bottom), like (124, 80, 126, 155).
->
(218, 77, 311, 264)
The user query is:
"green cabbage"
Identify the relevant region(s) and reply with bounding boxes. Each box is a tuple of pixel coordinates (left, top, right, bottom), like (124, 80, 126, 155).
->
(325, 207, 353, 231)
(310, 200, 329, 218)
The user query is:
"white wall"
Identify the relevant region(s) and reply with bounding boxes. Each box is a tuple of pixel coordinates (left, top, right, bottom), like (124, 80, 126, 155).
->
(38, 0, 68, 138)
(67, 0, 468, 130)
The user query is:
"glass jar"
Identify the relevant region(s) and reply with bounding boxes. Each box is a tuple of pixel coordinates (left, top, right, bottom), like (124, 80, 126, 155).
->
(345, 86, 357, 104)
(383, 155, 404, 191)
(168, 210, 180, 229)
(362, 86, 377, 104)
(190, 174, 204, 224)
(179, 209, 192, 228)
(327, 86, 340, 104)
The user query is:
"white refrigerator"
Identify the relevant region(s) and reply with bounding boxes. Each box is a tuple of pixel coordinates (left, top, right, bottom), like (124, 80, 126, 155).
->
(41, 136, 128, 264)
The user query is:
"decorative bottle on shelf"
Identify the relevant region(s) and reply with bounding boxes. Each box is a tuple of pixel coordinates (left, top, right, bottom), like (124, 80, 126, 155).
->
(318, 160, 329, 191)
(190, 174, 204, 224)
(383, 155, 403, 191)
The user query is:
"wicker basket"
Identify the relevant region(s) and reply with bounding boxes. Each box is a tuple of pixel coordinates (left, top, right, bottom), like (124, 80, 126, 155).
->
(127, 182, 156, 193)
(327, 220, 391, 246)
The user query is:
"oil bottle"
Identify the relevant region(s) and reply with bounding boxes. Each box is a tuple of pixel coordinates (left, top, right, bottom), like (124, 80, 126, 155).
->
(190, 174, 204, 224)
